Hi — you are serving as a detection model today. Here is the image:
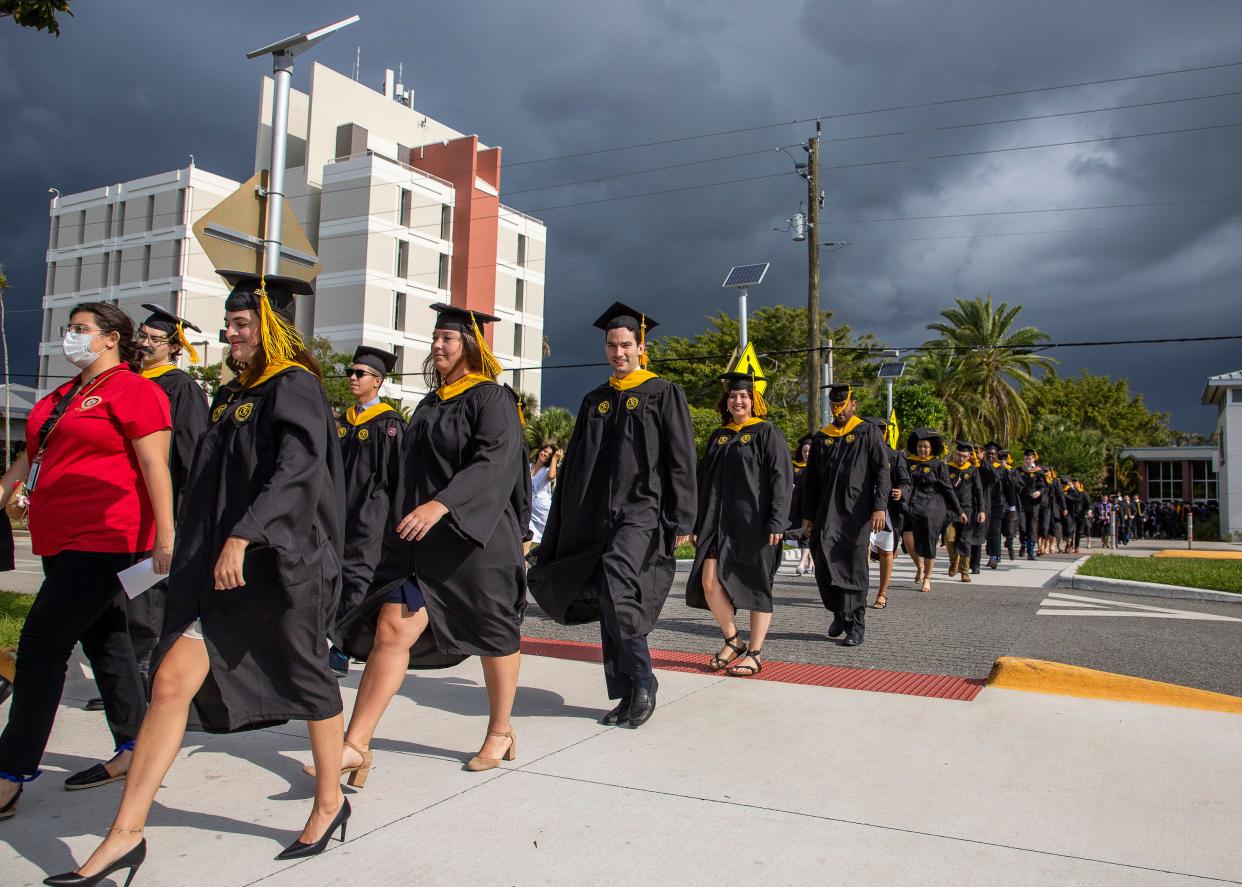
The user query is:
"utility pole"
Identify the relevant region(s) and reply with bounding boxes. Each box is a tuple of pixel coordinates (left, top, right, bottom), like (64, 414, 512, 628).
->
(0, 265, 9, 468)
(806, 121, 822, 433)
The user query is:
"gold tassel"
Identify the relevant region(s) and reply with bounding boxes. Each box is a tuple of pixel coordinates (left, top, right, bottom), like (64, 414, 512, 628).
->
(176, 321, 200, 364)
(470, 311, 503, 380)
(752, 386, 768, 418)
(639, 314, 649, 368)
(516, 399, 527, 427)
(256, 278, 305, 365)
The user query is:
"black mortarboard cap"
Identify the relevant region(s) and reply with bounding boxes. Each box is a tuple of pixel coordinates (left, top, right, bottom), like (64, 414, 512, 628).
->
(826, 384, 852, 403)
(1023, 447, 1038, 457)
(719, 371, 757, 390)
(984, 440, 1003, 450)
(954, 439, 975, 451)
(221, 272, 311, 321)
(796, 434, 814, 447)
(140, 304, 201, 336)
(906, 427, 945, 456)
(864, 415, 887, 428)
(592, 302, 659, 334)
(352, 345, 398, 377)
(429, 302, 500, 333)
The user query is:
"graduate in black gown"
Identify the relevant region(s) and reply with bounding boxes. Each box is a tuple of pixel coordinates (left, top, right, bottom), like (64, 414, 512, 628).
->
(799, 385, 889, 647)
(865, 416, 910, 610)
(327, 346, 404, 679)
(945, 440, 984, 584)
(61, 273, 352, 883)
(1015, 449, 1047, 560)
(530, 302, 696, 728)
(686, 372, 792, 677)
(790, 435, 815, 575)
(981, 442, 1014, 569)
(901, 429, 965, 594)
(126, 306, 209, 682)
(330, 304, 529, 777)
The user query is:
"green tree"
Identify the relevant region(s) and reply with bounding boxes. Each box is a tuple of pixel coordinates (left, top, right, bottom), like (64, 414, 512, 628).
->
(524, 406, 575, 454)
(919, 295, 1055, 442)
(309, 337, 358, 414)
(1022, 369, 1172, 447)
(1025, 415, 1108, 488)
(1, 0, 72, 35)
(649, 304, 883, 445)
(185, 361, 222, 399)
(856, 381, 947, 446)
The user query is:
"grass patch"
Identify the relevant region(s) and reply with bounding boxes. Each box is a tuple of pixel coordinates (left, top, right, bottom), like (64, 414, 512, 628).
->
(1078, 555, 1242, 593)
(675, 542, 696, 560)
(0, 590, 34, 647)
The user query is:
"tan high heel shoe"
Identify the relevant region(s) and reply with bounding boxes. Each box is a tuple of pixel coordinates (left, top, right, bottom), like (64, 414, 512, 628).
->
(303, 740, 372, 788)
(464, 731, 516, 772)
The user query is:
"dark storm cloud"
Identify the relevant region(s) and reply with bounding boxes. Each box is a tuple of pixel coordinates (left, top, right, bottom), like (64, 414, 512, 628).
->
(2, 0, 1240, 431)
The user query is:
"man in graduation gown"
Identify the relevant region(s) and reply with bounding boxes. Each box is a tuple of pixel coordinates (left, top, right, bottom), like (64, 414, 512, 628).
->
(1015, 449, 1047, 561)
(945, 440, 984, 583)
(801, 385, 890, 647)
(982, 442, 1016, 569)
(530, 302, 696, 728)
(329, 346, 404, 677)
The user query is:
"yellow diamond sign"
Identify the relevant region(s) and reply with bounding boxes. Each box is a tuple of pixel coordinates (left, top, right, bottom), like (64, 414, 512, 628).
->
(728, 342, 767, 396)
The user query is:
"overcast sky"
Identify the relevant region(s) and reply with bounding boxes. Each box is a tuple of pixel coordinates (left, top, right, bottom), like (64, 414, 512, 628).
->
(3, 0, 1241, 431)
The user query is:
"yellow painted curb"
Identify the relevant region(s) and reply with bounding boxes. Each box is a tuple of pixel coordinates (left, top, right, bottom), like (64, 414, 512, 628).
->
(1151, 550, 1242, 560)
(986, 657, 1242, 714)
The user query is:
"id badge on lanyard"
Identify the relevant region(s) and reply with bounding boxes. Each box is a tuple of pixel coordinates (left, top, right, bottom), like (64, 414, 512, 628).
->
(24, 452, 42, 493)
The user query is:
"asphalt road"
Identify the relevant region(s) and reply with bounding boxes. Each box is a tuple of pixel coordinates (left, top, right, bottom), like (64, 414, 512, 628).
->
(523, 555, 1242, 697)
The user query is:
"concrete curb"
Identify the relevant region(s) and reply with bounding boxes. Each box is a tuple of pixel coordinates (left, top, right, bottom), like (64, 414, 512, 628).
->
(986, 656, 1242, 714)
(1055, 556, 1242, 604)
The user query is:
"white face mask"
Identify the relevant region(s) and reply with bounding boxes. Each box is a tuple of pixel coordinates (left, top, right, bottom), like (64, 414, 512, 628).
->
(62, 331, 103, 369)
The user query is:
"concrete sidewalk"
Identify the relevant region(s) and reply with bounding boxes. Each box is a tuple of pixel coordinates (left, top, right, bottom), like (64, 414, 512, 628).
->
(2, 651, 1239, 885)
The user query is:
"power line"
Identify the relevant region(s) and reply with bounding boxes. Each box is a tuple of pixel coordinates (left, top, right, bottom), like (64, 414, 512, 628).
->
(828, 195, 1242, 225)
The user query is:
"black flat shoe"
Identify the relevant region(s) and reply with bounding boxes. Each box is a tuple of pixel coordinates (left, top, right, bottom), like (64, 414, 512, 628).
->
(44, 838, 146, 886)
(626, 686, 657, 729)
(0, 785, 21, 821)
(827, 617, 846, 638)
(842, 629, 864, 647)
(276, 798, 351, 860)
(600, 695, 631, 726)
(83, 698, 105, 712)
(64, 764, 125, 792)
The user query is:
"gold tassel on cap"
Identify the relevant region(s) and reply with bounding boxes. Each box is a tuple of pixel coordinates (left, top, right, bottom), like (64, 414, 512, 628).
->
(471, 311, 503, 380)
(752, 386, 768, 418)
(256, 277, 305, 365)
(175, 321, 200, 364)
(639, 314, 649, 368)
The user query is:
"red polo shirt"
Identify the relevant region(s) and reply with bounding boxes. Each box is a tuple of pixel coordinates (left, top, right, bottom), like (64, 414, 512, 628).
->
(25, 365, 172, 557)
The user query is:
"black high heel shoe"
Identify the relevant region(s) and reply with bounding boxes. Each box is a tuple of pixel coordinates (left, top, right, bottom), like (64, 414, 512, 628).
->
(275, 797, 351, 860)
(44, 837, 146, 887)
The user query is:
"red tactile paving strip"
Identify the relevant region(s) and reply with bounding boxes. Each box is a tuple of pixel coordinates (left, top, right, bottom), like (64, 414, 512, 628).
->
(521, 637, 983, 702)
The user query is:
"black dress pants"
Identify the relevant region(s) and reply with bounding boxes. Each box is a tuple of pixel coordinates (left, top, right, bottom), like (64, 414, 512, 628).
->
(0, 550, 147, 779)
(597, 577, 653, 700)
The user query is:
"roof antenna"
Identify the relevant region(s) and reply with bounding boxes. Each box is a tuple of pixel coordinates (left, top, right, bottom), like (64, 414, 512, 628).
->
(352, 46, 361, 81)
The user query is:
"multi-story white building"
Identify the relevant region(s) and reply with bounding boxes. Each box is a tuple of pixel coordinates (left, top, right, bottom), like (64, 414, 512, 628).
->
(39, 61, 547, 407)
(38, 166, 240, 392)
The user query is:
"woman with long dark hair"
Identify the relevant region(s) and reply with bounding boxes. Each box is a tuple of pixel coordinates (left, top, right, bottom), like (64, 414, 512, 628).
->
(901, 429, 965, 594)
(527, 441, 560, 555)
(51, 275, 348, 884)
(0, 303, 172, 822)
(790, 435, 814, 575)
(686, 373, 792, 677)
(331, 303, 529, 780)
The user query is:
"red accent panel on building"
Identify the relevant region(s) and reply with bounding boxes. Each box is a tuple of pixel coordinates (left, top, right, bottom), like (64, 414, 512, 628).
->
(407, 136, 501, 345)
(520, 637, 984, 701)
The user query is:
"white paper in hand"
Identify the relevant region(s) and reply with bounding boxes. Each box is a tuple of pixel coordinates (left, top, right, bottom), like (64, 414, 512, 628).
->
(118, 558, 163, 599)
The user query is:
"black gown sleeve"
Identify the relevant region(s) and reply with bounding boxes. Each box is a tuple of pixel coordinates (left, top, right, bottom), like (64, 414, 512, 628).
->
(895, 452, 913, 503)
(972, 469, 985, 517)
(230, 371, 332, 553)
(433, 384, 525, 548)
(867, 429, 891, 512)
(801, 435, 821, 524)
(657, 384, 698, 536)
(936, 463, 963, 516)
(762, 425, 794, 534)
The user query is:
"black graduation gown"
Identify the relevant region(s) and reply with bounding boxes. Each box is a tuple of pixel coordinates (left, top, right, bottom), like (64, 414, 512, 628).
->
(529, 375, 697, 639)
(686, 421, 793, 613)
(155, 367, 345, 733)
(887, 448, 912, 535)
(800, 419, 890, 592)
(334, 381, 529, 667)
(150, 367, 210, 507)
(904, 457, 962, 558)
(336, 405, 405, 618)
(947, 462, 987, 546)
(788, 462, 808, 536)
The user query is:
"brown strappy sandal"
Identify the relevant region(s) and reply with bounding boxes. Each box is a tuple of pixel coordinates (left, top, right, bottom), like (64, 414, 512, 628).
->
(709, 632, 747, 670)
(726, 649, 763, 677)
(303, 740, 372, 788)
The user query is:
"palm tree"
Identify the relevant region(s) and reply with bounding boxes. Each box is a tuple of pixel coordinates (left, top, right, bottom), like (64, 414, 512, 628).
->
(524, 405, 576, 454)
(923, 295, 1054, 442)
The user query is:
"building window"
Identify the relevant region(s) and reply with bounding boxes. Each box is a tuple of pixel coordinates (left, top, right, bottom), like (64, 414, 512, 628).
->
(45, 262, 55, 297)
(172, 240, 182, 277)
(105, 204, 114, 240)
(513, 323, 523, 357)
(517, 234, 527, 268)
(142, 244, 152, 281)
(77, 210, 86, 244)
(395, 240, 408, 279)
(74, 256, 83, 291)
(145, 195, 156, 231)
(515, 278, 525, 313)
(116, 201, 126, 235)
(100, 253, 110, 288)
(1190, 460, 1218, 502)
(438, 253, 450, 290)
(1232, 388, 1242, 403)
(50, 215, 59, 250)
(393, 345, 406, 380)
(399, 187, 412, 228)
(176, 188, 187, 225)
(112, 250, 122, 286)
(440, 204, 452, 241)
(1146, 460, 1183, 502)
(393, 291, 406, 332)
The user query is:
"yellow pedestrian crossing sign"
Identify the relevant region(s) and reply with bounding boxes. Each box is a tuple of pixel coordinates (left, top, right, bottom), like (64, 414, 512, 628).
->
(728, 342, 767, 396)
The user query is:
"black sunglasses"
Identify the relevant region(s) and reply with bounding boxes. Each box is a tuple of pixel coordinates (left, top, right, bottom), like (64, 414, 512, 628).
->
(346, 369, 379, 380)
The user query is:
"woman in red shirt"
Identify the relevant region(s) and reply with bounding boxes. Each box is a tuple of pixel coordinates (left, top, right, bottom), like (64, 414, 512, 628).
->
(0, 303, 173, 823)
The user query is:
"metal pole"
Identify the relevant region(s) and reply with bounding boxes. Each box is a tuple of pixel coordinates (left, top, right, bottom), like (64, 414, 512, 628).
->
(0, 281, 8, 469)
(738, 287, 748, 349)
(1187, 506, 1194, 549)
(263, 52, 294, 280)
(806, 124, 821, 433)
(821, 338, 833, 421)
(886, 379, 893, 418)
